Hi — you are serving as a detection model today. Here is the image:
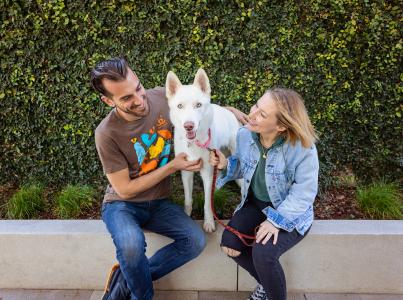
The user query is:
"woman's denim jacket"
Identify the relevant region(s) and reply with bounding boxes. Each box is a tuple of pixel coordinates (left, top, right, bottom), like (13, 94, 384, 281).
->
(216, 127, 319, 235)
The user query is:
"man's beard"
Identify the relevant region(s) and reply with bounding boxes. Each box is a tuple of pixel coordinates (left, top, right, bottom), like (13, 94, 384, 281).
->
(116, 100, 149, 118)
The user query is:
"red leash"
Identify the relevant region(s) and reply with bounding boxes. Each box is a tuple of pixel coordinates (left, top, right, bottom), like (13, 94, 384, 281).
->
(210, 149, 257, 247)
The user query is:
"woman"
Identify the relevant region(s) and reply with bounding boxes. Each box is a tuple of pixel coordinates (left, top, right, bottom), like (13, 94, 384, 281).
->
(209, 88, 319, 300)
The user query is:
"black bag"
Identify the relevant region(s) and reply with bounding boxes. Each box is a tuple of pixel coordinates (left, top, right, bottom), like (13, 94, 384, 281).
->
(102, 264, 131, 300)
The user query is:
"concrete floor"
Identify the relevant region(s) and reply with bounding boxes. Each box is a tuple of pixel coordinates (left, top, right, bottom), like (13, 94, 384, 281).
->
(0, 290, 402, 300)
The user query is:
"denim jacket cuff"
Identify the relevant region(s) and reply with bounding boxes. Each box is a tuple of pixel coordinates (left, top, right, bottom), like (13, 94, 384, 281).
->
(262, 207, 295, 232)
(216, 156, 238, 189)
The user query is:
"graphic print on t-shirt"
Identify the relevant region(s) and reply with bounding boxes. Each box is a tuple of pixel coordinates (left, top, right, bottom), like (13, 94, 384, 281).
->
(131, 115, 172, 176)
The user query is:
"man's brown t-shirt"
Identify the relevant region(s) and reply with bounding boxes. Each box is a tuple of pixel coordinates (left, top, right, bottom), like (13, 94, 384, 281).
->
(95, 87, 173, 202)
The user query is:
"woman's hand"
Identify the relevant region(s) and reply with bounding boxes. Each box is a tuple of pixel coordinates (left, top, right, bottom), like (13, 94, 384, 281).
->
(255, 220, 279, 245)
(208, 149, 227, 170)
(225, 106, 251, 125)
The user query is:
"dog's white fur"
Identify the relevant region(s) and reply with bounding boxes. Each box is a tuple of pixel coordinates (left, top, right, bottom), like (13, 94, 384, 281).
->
(166, 69, 240, 232)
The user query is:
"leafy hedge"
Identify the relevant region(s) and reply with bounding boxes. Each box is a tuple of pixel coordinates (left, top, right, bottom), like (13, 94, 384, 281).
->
(0, 0, 401, 187)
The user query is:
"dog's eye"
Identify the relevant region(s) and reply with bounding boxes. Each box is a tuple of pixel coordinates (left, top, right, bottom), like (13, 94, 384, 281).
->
(196, 103, 202, 108)
(177, 104, 183, 109)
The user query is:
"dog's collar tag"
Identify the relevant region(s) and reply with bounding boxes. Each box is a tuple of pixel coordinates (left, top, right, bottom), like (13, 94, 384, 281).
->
(194, 128, 212, 149)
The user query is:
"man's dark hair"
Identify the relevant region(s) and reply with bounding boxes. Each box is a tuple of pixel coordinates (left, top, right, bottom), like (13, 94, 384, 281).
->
(90, 57, 129, 97)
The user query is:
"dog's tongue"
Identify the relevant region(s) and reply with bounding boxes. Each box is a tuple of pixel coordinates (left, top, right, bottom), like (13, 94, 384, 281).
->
(186, 131, 196, 140)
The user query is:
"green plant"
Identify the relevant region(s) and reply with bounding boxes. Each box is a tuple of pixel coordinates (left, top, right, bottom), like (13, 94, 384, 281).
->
(6, 184, 45, 219)
(55, 184, 96, 219)
(334, 167, 357, 188)
(0, 0, 401, 187)
(357, 181, 402, 219)
(193, 187, 238, 218)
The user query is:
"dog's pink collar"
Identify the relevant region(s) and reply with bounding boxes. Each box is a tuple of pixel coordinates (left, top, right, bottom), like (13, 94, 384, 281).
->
(194, 128, 211, 149)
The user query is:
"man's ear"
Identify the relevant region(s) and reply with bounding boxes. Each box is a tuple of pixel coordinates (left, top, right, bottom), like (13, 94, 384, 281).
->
(166, 71, 182, 99)
(194, 68, 211, 96)
(101, 95, 115, 108)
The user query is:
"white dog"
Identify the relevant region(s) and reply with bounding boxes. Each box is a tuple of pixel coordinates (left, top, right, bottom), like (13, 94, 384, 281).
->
(166, 68, 240, 232)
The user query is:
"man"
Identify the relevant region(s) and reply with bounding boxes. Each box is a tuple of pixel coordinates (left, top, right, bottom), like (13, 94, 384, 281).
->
(90, 57, 247, 300)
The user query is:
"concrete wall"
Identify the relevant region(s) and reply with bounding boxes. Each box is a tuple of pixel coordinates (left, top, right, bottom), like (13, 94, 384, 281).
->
(0, 220, 402, 294)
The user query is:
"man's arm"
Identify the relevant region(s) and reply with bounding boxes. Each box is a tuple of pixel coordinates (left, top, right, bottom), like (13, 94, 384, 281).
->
(106, 153, 202, 200)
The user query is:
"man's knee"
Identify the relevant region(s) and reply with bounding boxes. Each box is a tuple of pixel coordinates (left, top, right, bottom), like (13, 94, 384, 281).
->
(115, 231, 146, 262)
(176, 224, 206, 257)
(188, 226, 207, 256)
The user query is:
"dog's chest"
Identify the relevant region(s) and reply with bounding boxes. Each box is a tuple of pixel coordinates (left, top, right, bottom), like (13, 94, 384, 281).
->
(174, 136, 208, 161)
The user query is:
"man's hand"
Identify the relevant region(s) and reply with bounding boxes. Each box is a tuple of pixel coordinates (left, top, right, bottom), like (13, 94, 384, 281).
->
(209, 149, 227, 170)
(225, 106, 250, 125)
(105, 153, 201, 200)
(255, 220, 280, 245)
(170, 152, 203, 172)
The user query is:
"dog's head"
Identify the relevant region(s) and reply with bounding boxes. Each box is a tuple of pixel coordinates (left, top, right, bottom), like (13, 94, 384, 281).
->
(165, 68, 212, 141)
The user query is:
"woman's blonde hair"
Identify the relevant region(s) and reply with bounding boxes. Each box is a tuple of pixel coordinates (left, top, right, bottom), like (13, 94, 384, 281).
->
(266, 88, 318, 148)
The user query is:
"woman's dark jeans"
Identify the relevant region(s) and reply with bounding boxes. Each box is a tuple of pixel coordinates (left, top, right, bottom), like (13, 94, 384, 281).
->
(221, 195, 309, 300)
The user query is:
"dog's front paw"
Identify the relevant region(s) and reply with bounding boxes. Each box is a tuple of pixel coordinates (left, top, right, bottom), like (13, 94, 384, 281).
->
(203, 220, 216, 233)
(184, 205, 192, 216)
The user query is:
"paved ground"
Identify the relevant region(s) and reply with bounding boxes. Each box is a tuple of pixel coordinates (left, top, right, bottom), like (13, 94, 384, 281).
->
(0, 290, 402, 300)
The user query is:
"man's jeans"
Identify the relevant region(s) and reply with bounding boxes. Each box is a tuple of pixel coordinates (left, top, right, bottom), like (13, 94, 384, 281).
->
(102, 199, 206, 300)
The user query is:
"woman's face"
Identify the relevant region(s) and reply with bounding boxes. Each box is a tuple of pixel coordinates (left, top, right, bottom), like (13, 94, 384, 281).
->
(246, 93, 285, 136)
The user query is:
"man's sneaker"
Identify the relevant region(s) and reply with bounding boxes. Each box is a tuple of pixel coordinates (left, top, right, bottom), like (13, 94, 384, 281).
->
(247, 283, 268, 300)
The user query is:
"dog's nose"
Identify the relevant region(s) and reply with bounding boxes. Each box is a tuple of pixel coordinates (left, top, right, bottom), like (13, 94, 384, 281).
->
(184, 121, 194, 131)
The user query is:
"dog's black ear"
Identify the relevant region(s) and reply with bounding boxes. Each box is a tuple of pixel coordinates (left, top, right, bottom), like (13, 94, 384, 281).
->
(166, 71, 182, 99)
(194, 68, 211, 95)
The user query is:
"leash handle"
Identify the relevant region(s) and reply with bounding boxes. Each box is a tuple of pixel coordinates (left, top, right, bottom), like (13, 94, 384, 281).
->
(209, 149, 257, 247)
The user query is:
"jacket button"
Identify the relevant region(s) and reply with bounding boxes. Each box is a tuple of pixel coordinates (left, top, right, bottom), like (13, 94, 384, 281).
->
(246, 179, 250, 183)
(254, 160, 257, 163)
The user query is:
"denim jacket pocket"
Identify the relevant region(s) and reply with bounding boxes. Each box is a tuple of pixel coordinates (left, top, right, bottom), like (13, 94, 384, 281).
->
(240, 157, 255, 174)
(267, 171, 291, 200)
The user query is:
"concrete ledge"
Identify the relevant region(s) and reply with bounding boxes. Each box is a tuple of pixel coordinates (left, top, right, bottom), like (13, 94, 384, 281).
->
(0, 220, 236, 291)
(239, 220, 403, 294)
(0, 220, 402, 294)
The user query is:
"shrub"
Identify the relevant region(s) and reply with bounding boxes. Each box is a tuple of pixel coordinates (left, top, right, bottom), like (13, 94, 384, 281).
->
(357, 181, 402, 219)
(6, 184, 45, 219)
(55, 184, 96, 219)
(193, 187, 238, 218)
(334, 167, 357, 188)
(0, 1, 400, 187)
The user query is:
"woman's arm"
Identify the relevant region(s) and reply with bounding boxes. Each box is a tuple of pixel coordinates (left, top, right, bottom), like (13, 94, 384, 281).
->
(210, 129, 245, 189)
(263, 145, 319, 232)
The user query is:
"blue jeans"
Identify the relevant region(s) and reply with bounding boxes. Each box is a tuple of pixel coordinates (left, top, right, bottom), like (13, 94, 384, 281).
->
(102, 199, 206, 300)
